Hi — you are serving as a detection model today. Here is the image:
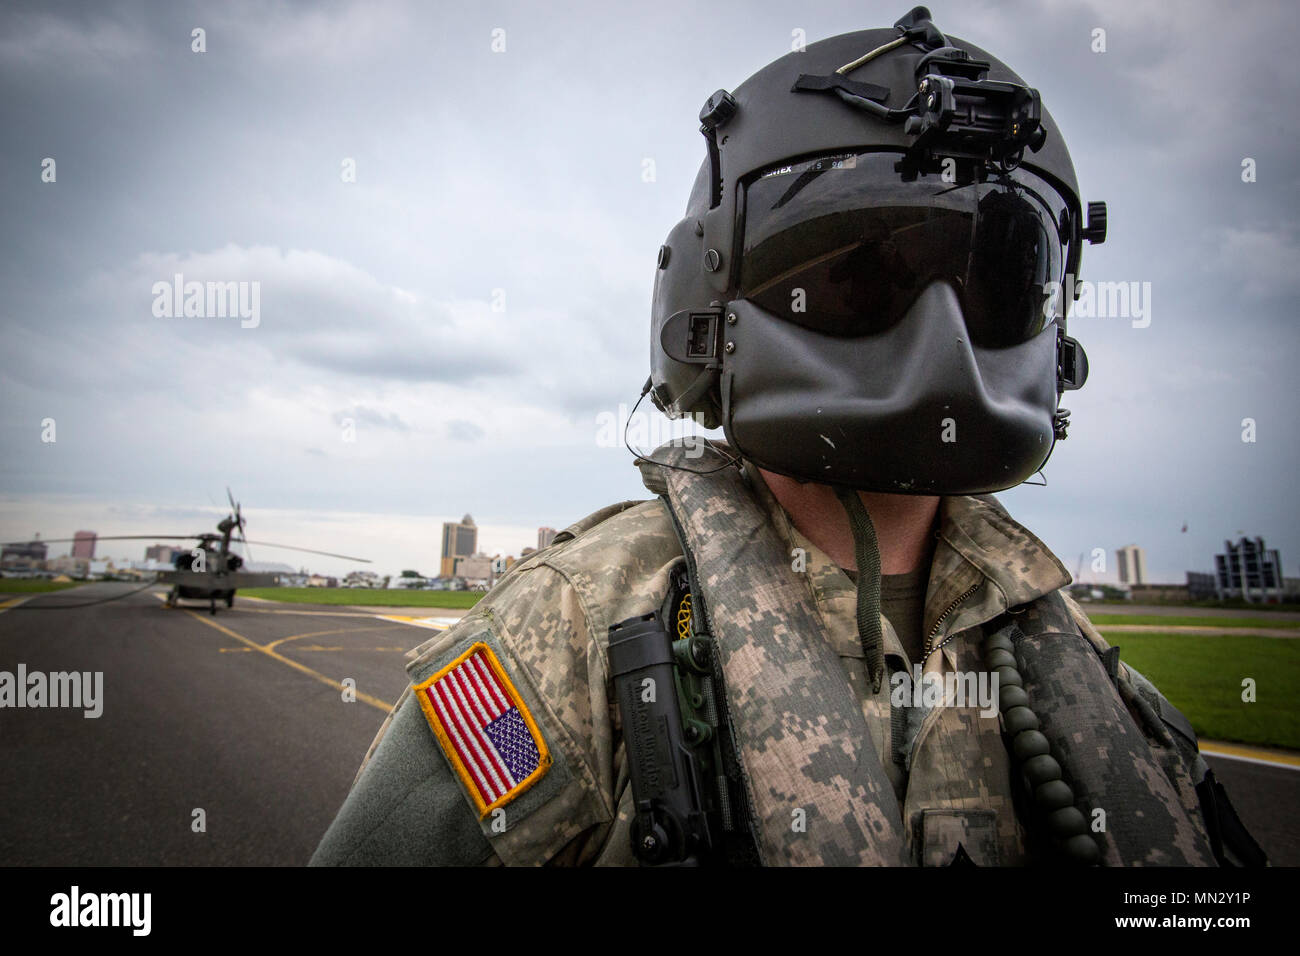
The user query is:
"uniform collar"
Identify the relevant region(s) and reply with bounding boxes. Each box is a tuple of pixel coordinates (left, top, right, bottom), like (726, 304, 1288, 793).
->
(936, 495, 1071, 613)
(741, 465, 1070, 648)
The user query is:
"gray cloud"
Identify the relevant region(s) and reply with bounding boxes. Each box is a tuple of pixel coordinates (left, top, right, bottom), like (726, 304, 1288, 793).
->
(445, 419, 485, 442)
(1, 0, 1296, 581)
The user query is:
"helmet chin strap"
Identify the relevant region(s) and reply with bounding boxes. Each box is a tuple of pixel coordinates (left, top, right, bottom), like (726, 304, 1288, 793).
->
(832, 486, 886, 692)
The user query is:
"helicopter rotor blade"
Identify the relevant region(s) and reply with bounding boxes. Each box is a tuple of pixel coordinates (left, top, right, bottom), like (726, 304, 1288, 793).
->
(236, 509, 252, 563)
(221, 488, 252, 562)
(241, 540, 371, 563)
(1, 534, 209, 546)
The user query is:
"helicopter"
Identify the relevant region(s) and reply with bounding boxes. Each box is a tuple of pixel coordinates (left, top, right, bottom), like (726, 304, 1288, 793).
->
(2, 489, 370, 615)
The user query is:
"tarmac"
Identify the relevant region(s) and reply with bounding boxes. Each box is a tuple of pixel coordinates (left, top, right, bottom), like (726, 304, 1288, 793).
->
(1, 582, 1295, 865)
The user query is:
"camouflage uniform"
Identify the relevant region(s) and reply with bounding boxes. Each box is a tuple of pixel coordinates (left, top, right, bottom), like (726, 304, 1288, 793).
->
(310, 456, 1217, 866)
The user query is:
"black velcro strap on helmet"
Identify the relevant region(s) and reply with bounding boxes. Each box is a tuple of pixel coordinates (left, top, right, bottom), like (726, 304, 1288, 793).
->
(791, 73, 891, 104)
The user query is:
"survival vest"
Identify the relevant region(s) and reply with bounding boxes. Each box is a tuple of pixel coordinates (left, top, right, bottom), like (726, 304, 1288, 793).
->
(631, 441, 1265, 867)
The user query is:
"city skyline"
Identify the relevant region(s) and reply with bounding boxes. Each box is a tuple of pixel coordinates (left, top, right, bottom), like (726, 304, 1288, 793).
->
(2, 517, 565, 581)
(5, 512, 1289, 589)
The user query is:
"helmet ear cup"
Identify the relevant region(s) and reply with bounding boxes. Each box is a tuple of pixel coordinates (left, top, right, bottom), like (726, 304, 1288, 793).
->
(650, 210, 724, 429)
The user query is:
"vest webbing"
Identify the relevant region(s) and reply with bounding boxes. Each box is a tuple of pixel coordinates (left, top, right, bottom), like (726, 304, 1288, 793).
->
(659, 446, 907, 866)
(994, 603, 1217, 865)
(649, 441, 1218, 866)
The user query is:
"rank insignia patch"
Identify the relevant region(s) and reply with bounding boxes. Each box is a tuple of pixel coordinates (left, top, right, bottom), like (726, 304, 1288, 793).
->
(414, 642, 551, 817)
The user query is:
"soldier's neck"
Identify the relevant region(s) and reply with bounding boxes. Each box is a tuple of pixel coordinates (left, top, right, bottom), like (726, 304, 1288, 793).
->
(758, 469, 940, 575)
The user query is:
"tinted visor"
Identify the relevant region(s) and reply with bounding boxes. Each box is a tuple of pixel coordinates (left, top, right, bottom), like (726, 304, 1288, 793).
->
(738, 152, 1070, 346)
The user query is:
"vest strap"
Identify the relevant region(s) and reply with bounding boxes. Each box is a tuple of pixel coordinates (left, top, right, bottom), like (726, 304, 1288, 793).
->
(1000, 595, 1218, 866)
(658, 443, 908, 866)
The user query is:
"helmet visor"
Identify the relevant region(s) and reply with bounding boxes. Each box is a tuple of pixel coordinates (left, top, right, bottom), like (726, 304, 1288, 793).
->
(738, 151, 1070, 346)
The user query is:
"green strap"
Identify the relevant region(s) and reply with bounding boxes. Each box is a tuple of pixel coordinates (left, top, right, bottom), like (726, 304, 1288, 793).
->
(833, 487, 886, 693)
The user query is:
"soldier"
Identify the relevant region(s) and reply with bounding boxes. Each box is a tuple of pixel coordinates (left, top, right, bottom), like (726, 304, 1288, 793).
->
(311, 7, 1265, 867)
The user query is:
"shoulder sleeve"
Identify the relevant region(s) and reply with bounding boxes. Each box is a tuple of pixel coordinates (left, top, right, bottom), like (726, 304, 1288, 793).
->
(456, 498, 680, 864)
(309, 684, 498, 866)
(1060, 591, 1111, 655)
(314, 560, 622, 866)
(410, 562, 620, 866)
(1058, 594, 1240, 858)
(313, 499, 680, 867)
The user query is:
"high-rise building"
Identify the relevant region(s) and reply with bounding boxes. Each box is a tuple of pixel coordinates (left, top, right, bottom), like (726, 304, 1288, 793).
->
(1214, 537, 1284, 603)
(440, 514, 478, 579)
(1116, 544, 1147, 585)
(1, 535, 46, 571)
(71, 531, 97, 560)
(538, 527, 557, 550)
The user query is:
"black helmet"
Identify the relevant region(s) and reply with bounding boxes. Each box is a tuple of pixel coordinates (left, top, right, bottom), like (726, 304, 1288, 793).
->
(649, 6, 1105, 494)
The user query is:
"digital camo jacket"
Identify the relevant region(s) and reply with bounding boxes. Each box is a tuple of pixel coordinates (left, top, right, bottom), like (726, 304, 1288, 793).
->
(311, 456, 1220, 866)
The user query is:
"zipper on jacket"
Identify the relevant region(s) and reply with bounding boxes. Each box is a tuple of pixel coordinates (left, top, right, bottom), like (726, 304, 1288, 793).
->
(904, 580, 986, 784)
(921, 581, 983, 665)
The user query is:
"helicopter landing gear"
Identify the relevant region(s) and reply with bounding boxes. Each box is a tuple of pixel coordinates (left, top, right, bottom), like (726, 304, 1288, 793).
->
(225, 591, 235, 608)
(209, 595, 217, 615)
(165, 587, 177, 608)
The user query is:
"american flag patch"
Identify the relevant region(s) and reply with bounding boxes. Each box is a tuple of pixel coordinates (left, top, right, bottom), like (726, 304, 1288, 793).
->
(413, 642, 550, 817)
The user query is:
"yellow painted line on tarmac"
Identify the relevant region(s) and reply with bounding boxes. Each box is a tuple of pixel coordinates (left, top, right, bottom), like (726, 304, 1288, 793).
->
(235, 608, 380, 618)
(183, 610, 394, 714)
(0, 596, 33, 613)
(264, 625, 406, 655)
(1200, 741, 1300, 770)
(152, 591, 394, 619)
(152, 592, 379, 618)
(220, 643, 405, 653)
(297, 645, 407, 652)
(374, 614, 457, 631)
(265, 627, 364, 653)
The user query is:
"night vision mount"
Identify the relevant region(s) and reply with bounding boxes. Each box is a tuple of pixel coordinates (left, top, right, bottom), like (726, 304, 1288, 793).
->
(791, 6, 1048, 182)
(900, 45, 1045, 180)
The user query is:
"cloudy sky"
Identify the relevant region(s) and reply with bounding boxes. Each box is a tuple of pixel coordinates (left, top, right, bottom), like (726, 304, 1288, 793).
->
(1, 0, 1296, 582)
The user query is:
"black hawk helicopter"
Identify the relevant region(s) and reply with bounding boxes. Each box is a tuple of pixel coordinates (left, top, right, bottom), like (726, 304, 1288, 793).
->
(4, 490, 370, 615)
